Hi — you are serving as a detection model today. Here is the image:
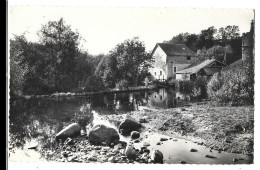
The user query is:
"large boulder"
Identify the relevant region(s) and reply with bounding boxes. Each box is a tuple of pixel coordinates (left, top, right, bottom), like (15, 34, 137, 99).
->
(119, 116, 141, 136)
(88, 124, 119, 145)
(150, 150, 164, 163)
(55, 123, 81, 142)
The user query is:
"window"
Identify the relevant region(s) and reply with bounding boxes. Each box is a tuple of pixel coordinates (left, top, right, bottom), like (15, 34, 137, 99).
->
(174, 66, 177, 73)
(187, 56, 191, 60)
(160, 71, 162, 75)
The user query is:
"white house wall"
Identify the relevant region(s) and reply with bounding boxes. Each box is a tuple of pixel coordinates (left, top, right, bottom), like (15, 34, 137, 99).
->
(150, 46, 167, 80)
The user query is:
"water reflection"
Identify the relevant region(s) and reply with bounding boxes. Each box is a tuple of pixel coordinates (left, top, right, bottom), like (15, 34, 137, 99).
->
(148, 88, 190, 108)
(9, 88, 189, 151)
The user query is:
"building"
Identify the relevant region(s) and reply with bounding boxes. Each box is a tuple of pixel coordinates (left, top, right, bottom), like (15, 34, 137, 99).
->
(176, 59, 226, 81)
(149, 43, 197, 81)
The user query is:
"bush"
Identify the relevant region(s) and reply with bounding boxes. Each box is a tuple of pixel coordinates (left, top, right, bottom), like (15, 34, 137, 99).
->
(178, 80, 194, 94)
(207, 59, 254, 105)
(193, 77, 208, 99)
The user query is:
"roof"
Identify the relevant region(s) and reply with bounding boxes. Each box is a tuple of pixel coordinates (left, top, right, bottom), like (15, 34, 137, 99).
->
(152, 43, 196, 56)
(176, 59, 223, 74)
(202, 68, 222, 76)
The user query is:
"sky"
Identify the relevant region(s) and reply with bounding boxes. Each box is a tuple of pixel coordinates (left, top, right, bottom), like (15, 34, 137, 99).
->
(9, 6, 254, 55)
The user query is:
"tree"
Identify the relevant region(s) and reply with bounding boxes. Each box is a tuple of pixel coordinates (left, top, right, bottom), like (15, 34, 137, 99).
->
(113, 37, 151, 86)
(206, 45, 233, 63)
(216, 25, 240, 42)
(38, 18, 81, 92)
(9, 35, 28, 96)
(196, 26, 217, 49)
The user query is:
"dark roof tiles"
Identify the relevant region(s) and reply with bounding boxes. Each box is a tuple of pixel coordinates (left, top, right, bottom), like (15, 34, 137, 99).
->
(156, 43, 196, 56)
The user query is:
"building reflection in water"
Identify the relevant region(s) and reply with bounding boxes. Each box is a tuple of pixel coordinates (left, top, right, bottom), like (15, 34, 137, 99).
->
(148, 88, 190, 108)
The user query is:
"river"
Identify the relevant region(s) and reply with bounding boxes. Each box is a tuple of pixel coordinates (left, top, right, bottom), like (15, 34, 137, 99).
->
(8, 88, 253, 164)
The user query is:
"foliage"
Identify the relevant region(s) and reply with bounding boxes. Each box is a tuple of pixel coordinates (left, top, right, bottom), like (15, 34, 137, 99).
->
(196, 26, 217, 49)
(37, 18, 81, 92)
(9, 18, 104, 95)
(205, 45, 233, 63)
(96, 37, 151, 88)
(115, 79, 129, 90)
(216, 25, 240, 41)
(207, 59, 254, 105)
(164, 33, 198, 52)
(85, 75, 104, 92)
(193, 77, 208, 100)
(9, 35, 28, 96)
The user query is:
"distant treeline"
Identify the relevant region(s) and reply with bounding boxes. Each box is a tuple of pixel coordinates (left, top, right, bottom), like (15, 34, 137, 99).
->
(163, 25, 243, 65)
(9, 17, 252, 97)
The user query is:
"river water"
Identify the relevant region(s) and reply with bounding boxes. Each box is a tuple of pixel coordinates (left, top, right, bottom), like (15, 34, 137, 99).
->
(8, 88, 253, 164)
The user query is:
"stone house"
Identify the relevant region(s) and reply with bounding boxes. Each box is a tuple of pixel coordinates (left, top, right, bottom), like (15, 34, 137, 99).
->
(149, 43, 197, 81)
(176, 59, 226, 81)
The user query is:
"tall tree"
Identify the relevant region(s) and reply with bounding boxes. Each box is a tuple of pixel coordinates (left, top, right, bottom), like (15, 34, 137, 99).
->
(196, 26, 217, 49)
(38, 18, 81, 92)
(9, 35, 28, 96)
(113, 37, 151, 86)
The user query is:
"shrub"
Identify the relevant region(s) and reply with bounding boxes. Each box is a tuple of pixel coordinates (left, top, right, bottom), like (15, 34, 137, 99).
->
(207, 59, 254, 105)
(178, 80, 194, 94)
(193, 76, 208, 99)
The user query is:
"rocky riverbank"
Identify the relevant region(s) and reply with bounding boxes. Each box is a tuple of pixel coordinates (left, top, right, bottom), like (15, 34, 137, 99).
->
(105, 102, 254, 156)
(9, 102, 254, 164)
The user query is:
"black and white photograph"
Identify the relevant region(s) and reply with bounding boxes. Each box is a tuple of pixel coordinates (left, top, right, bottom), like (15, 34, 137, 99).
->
(7, 0, 259, 168)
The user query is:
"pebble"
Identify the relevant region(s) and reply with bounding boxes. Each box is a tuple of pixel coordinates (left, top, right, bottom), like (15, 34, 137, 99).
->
(142, 142, 150, 147)
(156, 142, 161, 145)
(108, 156, 115, 163)
(134, 140, 140, 143)
(88, 157, 97, 161)
(160, 137, 168, 141)
(190, 148, 198, 152)
(204, 155, 216, 158)
(233, 158, 238, 162)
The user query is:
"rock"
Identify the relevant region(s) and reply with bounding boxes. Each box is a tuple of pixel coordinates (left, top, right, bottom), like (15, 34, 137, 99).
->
(160, 137, 168, 141)
(139, 116, 148, 123)
(64, 138, 74, 145)
(119, 117, 141, 136)
(198, 141, 204, 145)
(190, 148, 198, 152)
(108, 156, 115, 163)
(114, 141, 127, 149)
(131, 131, 140, 139)
(88, 157, 97, 162)
(125, 145, 137, 160)
(134, 140, 140, 143)
(94, 146, 102, 150)
(28, 145, 37, 149)
(180, 161, 186, 164)
(143, 148, 150, 154)
(150, 150, 163, 164)
(233, 158, 238, 162)
(88, 124, 119, 145)
(142, 142, 150, 147)
(204, 155, 216, 158)
(55, 123, 81, 141)
(156, 142, 161, 145)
